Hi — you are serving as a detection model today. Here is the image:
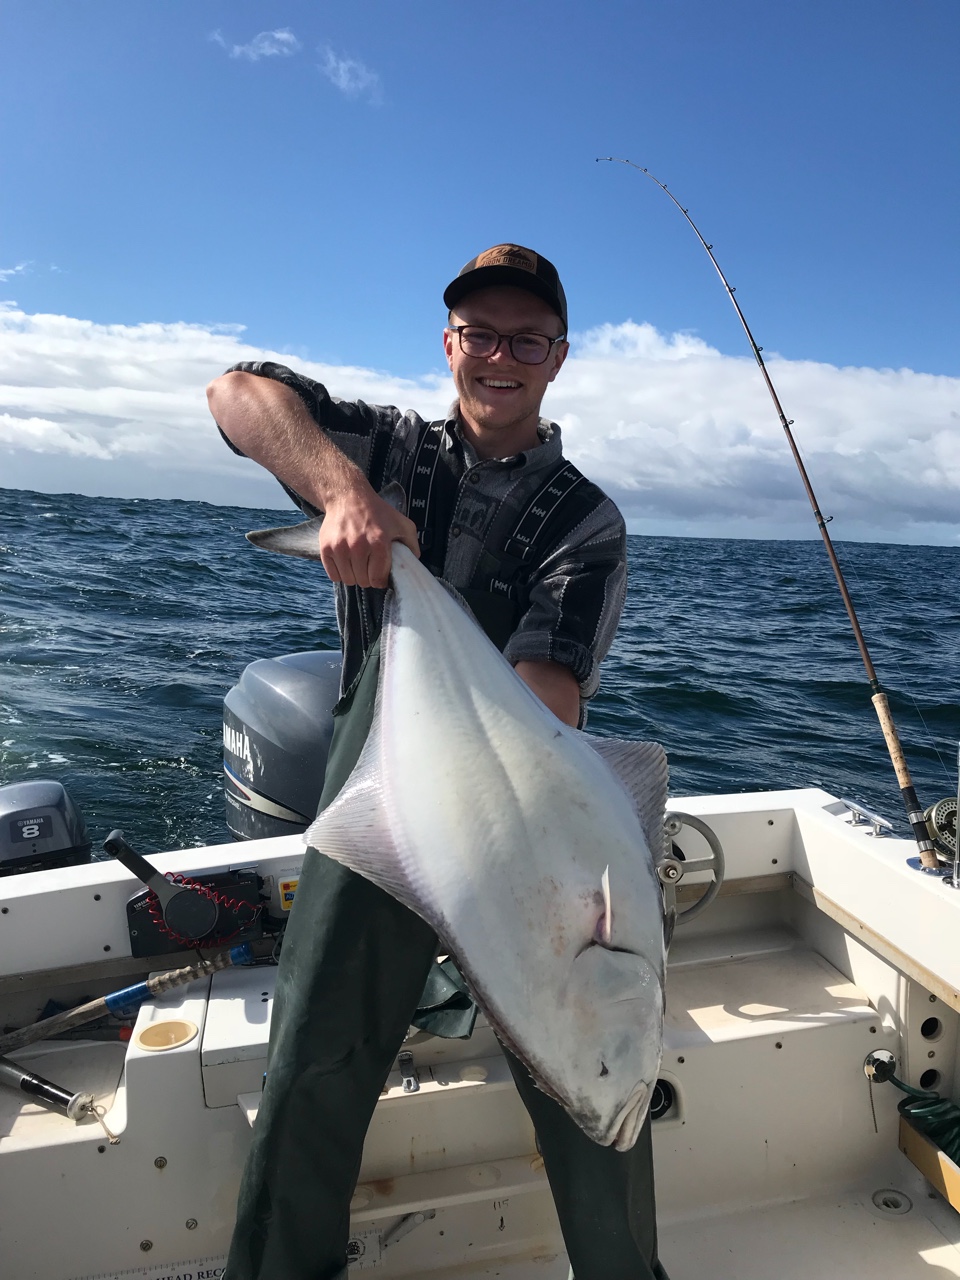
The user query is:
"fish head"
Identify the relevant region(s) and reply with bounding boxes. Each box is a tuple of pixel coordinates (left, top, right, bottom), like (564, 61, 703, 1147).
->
(478, 824, 666, 1153)
(506, 854, 664, 1151)
(551, 936, 665, 1150)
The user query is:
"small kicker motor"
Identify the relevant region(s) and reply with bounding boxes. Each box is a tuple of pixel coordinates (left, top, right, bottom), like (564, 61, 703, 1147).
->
(0, 778, 91, 876)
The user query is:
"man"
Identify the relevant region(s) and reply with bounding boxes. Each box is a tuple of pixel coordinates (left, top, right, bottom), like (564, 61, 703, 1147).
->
(207, 244, 667, 1280)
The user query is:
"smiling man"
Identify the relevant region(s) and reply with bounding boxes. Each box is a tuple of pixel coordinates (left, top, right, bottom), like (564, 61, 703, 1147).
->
(207, 245, 667, 1280)
(443, 284, 568, 460)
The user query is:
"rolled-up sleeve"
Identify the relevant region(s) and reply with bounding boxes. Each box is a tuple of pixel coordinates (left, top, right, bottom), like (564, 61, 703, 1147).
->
(502, 497, 627, 701)
(220, 360, 405, 512)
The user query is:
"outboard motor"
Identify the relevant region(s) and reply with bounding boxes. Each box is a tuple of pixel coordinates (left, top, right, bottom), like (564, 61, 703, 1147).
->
(223, 650, 342, 840)
(0, 779, 92, 876)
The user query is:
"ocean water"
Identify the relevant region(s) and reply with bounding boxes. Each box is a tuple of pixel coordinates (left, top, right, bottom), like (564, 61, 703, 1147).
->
(1, 485, 958, 855)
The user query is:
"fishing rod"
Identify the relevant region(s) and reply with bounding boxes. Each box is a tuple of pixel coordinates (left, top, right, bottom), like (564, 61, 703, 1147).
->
(0, 943, 254, 1057)
(597, 156, 940, 870)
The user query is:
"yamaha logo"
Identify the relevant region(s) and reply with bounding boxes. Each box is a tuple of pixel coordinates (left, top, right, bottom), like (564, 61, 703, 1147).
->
(223, 723, 253, 768)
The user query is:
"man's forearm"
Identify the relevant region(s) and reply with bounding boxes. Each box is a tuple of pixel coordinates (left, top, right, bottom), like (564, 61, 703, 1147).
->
(515, 660, 581, 727)
(206, 370, 368, 513)
(207, 370, 419, 588)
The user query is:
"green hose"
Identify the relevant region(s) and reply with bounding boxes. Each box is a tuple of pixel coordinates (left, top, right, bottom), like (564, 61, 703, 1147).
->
(890, 1072, 960, 1165)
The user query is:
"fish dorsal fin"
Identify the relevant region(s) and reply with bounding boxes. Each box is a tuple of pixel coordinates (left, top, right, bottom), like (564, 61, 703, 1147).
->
(580, 735, 670, 862)
(246, 518, 324, 562)
(303, 706, 429, 923)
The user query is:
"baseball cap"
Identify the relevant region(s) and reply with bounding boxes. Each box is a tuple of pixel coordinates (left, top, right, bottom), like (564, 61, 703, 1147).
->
(443, 244, 568, 330)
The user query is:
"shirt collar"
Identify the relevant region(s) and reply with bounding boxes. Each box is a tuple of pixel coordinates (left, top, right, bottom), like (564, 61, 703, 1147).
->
(443, 403, 563, 471)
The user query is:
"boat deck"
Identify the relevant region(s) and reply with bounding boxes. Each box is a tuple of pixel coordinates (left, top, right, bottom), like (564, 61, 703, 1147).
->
(409, 1179, 960, 1279)
(5, 791, 960, 1278)
(661, 1181, 960, 1279)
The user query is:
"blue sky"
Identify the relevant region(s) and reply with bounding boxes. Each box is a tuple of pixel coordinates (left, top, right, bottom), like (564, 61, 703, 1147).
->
(1, 2, 958, 541)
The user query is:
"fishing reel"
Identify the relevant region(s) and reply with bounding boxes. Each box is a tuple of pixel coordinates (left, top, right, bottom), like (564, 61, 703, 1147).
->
(924, 798, 958, 861)
(657, 812, 726, 926)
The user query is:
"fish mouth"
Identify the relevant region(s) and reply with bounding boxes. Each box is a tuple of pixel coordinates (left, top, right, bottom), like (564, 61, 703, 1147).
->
(574, 937, 643, 961)
(610, 1079, 651, 1151)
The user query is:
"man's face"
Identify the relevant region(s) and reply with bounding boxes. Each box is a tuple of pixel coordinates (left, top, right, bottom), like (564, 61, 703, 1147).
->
(443, 285, 568, 454)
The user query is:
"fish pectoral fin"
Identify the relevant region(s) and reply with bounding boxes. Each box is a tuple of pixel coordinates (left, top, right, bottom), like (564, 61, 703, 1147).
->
(246, 518, 325, 562)
(304, 775, 423, 919)
(663, 902, 677, 951)
(599, 865, 613, 944)
(579, 735, 670, 861)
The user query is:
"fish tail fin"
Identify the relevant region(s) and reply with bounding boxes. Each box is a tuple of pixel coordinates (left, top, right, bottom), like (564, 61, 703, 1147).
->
(246, 517, 325, 562)
(379, 480, 408, 514)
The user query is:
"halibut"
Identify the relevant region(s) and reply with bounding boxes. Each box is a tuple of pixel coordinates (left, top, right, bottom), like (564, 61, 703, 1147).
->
(250, 524, 668, 1149)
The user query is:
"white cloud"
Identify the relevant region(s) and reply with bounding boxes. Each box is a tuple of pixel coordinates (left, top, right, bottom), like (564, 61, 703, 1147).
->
(318, 44, 381, 101)
(0, 262, 31, 282)
(0, 412, 111, 459)
(0, 307, 449, 509)
(210, 28, 301, 61)
(554, 321, 960, 542)
(1, 306, 958, 543)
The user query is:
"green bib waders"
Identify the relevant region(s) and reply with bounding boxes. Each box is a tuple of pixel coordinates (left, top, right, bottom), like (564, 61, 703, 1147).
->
(226, 597, 668, 1280)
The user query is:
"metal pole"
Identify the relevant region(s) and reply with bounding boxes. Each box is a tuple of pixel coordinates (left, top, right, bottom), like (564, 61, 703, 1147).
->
(598, 157, 938, 868)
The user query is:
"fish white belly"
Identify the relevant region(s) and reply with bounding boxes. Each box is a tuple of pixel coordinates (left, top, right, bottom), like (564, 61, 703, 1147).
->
(308, 544, 668, 1149)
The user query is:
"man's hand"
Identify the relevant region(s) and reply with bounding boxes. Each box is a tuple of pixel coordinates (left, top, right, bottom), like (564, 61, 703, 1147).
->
(320, 486, 420, 589)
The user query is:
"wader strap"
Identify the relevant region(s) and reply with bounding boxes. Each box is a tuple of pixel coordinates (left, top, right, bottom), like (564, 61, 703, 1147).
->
(406, 422, 445, 553)
(458, 587, 521, 655)
(475, 459, 586, 603)
(504, 460, 585, 561)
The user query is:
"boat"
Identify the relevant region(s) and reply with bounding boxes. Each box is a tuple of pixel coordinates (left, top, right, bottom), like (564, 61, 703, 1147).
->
(3, 170, 956, 1280)
(3, 636, 960, 1278)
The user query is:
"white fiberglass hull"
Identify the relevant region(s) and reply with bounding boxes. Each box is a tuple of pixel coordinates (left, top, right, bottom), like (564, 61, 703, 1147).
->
(3, 787, 960, 1278)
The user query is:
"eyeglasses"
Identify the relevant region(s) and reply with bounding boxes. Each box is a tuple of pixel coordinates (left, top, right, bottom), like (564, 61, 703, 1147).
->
(447, 325, 567, 366)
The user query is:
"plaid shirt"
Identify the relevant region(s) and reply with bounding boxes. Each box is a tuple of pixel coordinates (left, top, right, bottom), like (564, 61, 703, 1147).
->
(222, 361, 626, 709)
